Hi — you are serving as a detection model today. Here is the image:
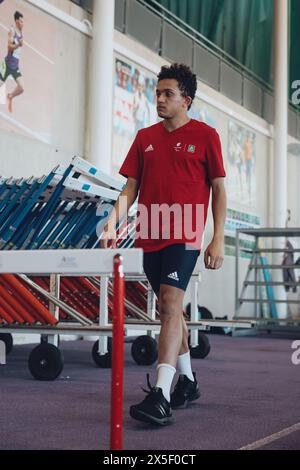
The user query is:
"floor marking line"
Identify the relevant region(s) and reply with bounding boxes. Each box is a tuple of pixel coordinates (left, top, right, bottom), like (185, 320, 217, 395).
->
(239, 422, 300, 450)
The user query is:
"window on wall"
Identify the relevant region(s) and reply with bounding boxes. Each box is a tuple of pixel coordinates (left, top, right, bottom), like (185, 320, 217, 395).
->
(70, 0, 93, 13)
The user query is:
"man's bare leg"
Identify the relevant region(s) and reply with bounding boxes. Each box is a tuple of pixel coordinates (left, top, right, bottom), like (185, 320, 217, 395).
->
(7, 76, 24, 112)
(153, 284, 184, 402)
(179, 314, 189, 355)
(176, 314, 195, 381)
(156, 289, 189, 356)
(158, 283, 185, 367)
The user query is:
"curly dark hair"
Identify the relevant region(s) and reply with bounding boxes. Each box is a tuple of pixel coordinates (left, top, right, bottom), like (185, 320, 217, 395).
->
(157, 63, 197, 110)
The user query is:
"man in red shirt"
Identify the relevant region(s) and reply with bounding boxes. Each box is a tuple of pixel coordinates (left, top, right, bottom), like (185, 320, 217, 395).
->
(102, 63, 227, 426)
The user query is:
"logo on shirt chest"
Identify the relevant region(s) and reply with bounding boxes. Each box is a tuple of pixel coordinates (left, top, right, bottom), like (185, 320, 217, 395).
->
(174, 143, 196, 154)
(174, 142, 185, 152)
(145, 144, 154, 153)
(187, 145, 195, 153)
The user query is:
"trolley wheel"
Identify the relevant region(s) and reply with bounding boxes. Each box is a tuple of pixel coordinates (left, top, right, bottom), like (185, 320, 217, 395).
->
(185, 303, 213, 320)
(190, 332, 211, 359)
(131, 335, 158, 365)
(198, 306, 213, 320)
(92, 338, 112, 368)
(0, 333, 13, 354)
(28, 343, 64, 380)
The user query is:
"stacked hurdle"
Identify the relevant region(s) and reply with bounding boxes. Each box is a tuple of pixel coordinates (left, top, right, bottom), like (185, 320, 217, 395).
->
(0, 156, 161, 374)
(0, 157, 123, 251)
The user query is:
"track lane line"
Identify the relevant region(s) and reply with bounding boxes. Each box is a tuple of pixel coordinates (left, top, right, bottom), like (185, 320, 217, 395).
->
(239, 422, 300, 450)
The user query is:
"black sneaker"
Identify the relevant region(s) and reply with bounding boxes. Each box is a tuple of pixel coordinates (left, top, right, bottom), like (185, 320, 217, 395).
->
(130, 374, 174, 426)
(170, 372, 200, 409)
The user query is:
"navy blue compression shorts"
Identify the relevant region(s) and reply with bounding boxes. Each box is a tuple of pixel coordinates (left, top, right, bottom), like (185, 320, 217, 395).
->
(143, 243, 200, 296)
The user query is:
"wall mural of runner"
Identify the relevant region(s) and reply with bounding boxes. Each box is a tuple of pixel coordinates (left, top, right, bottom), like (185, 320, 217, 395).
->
(227, 120, 256, 206)
(112, 57, 158, 174)
(0, 0, 54, 144)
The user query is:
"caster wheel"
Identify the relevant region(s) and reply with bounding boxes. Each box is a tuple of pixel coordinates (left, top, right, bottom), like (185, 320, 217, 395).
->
(190, 332, 211, 359)
(0, 333, 13, 354)
(92, 338, 112, 368)
(186, 304, 213, 320)
(28, 343, 64, 380)
(131, 335, 158, 365)
(198, 306, 213, 320)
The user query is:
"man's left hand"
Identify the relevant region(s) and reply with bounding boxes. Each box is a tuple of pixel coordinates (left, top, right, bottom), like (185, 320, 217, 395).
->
(204, 238, 224, 270)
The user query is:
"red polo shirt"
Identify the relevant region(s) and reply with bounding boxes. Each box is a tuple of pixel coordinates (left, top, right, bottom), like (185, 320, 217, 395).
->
(119, 119, 226, 252)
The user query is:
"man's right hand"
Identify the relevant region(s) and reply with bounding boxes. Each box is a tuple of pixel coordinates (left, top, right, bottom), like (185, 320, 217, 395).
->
(100, 224, 117, 249)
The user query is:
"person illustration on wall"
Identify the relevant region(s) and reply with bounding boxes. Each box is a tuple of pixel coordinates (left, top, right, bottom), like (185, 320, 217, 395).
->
(245, 133, 253, 197)
(0, 11, 25, 113)
(234, 137, 244, 192)
(133, 75, 151, 134)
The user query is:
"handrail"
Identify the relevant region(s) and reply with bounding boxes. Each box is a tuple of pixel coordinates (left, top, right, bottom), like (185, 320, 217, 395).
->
(72, 0, 299, 114)
(139, 0, 273, 92)
(139, 0, 300, 114)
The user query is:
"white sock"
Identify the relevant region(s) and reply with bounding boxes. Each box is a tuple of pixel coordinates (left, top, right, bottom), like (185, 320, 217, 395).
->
(177, 351, 194, 382)
(156, 363, 176, 402)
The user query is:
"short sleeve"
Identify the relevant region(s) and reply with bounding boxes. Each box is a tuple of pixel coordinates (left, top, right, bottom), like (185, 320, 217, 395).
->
(205, 129, 226, 182)
(119, 132, 143, 182)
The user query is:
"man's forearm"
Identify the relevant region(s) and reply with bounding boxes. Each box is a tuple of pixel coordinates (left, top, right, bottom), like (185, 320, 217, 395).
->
(211, 186, 227, 241)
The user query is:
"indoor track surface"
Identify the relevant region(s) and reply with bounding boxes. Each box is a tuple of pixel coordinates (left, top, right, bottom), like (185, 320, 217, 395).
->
(0, 334, 300, 450)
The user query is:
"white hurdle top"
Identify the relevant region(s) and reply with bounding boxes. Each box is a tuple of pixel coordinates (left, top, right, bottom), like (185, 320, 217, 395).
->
(0, 249, 144, 276)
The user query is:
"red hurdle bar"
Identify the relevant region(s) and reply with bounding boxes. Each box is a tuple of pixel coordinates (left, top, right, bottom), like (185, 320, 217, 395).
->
(110, 254, 125, 451)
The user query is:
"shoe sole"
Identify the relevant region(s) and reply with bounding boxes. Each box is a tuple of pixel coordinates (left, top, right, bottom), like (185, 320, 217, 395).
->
(171, 390, 201, 410)
(130, 407, 174, 426)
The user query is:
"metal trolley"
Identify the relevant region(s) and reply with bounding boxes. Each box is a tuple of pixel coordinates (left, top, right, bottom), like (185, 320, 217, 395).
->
(0, 254, 254, 378)
(0, 157, 255, 378)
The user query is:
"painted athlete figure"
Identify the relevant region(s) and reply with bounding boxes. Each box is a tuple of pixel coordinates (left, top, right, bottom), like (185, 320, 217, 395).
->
(0, 11, 24, 113)
(102, 64, 227, 426)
